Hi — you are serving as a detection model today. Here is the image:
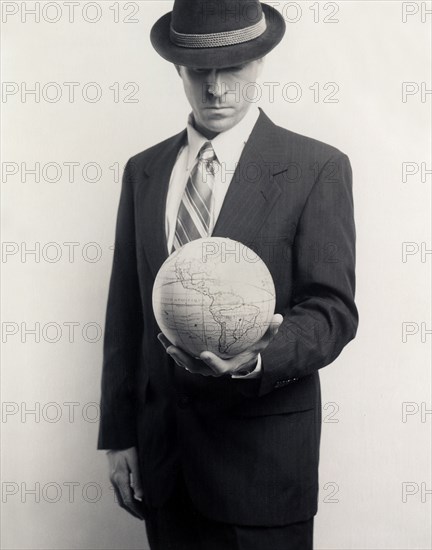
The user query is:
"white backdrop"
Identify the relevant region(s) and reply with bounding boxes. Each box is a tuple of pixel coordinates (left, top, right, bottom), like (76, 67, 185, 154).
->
(1, 1, 431, 549)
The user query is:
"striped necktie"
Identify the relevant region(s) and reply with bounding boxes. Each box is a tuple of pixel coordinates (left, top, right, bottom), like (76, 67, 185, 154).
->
(172, 141, 217, 252)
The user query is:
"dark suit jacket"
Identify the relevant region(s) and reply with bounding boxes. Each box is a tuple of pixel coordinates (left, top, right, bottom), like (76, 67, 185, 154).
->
(98, 109, 358, 526)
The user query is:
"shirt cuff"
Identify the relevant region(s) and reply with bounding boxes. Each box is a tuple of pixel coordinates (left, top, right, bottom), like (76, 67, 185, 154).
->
(231, 353, 262, 379)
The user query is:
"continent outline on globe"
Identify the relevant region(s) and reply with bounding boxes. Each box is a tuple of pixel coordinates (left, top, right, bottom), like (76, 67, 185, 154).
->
(152, 237, 276, 358)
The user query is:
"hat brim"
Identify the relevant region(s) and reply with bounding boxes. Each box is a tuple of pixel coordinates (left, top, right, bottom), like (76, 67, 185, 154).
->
(150, 4, 286, 69)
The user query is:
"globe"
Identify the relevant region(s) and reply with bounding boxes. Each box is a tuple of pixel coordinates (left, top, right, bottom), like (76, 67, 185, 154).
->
(152, 237, 276, 359)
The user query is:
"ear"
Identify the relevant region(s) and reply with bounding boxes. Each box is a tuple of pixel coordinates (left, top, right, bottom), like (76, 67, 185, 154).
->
(174, 64, 182, 77)
(256, 57, 265, 78)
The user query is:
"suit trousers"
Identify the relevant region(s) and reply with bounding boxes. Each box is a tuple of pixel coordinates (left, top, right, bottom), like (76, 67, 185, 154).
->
(144, 472, 314, 550)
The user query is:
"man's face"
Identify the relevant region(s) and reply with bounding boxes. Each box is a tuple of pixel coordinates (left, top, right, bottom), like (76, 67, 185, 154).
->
(176, 59, 264, 138)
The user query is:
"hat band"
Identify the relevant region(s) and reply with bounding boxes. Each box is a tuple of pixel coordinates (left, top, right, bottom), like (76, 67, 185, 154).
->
(170, 14, 267, 49)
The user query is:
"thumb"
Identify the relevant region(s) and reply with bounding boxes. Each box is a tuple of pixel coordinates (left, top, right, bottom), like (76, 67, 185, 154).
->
(268, 313, 283, 337)
(257, 314, 283, 349)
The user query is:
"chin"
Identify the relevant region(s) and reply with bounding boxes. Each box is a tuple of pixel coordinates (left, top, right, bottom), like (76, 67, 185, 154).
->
(201, 116, 236, 134)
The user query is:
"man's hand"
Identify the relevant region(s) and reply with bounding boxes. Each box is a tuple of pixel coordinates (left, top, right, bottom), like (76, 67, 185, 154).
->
(158, 313, 283, 377)
(107, 446, 145, 520)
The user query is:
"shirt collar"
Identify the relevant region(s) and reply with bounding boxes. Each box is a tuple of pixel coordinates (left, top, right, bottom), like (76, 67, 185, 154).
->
(185, 106, 260, 171)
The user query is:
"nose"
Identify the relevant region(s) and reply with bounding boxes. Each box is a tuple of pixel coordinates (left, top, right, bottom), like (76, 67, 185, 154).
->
(207, 69, 225, 98)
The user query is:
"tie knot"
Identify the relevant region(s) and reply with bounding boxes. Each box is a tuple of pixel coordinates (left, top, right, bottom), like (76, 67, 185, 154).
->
(199, 142, 216, 162)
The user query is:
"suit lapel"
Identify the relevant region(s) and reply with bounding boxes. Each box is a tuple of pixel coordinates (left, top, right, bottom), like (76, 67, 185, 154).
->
(212, 110, 284, 244)
(138, 130, 186, 279)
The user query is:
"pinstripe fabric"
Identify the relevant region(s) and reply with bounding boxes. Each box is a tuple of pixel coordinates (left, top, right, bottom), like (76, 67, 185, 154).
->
(172, 142, 217, 252)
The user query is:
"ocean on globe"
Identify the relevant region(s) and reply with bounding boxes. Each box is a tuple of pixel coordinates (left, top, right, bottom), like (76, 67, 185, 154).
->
(152, 237, 276, 359)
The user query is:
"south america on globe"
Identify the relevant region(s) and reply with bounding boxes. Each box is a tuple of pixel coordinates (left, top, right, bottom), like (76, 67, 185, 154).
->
(152, 237, 276, 358)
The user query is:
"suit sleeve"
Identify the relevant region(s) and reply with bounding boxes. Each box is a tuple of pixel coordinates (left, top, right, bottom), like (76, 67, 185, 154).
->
(258, 153, 359, 396)
(97, 159, 143, 449)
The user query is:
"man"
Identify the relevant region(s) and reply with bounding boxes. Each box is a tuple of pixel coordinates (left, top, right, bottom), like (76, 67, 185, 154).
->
(98, 1, 359, 548)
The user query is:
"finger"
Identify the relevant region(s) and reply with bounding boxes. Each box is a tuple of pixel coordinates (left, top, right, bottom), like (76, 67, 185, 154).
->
(269, 313, 283, 331)
(166, 347, 190, 369)
(200, 351, 230, 375)
(117, 479, 145, 520)
(128, 456, 143, 501)
(159, 337, 195, 370)
(112, 482, 143, 520)
(260, 314, 283, 343)
(157, 333, 172, 350)
(168, 346, 219, 376)
(166, 346, 196, 370)
(159, 337, 200, 370)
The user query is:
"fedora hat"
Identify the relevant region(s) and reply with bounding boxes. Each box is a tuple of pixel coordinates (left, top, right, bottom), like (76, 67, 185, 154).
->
(150, 0, 286, 69)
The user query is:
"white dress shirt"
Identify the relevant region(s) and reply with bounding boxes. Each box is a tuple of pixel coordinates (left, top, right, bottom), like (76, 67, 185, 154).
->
(165, 106, 262, 378)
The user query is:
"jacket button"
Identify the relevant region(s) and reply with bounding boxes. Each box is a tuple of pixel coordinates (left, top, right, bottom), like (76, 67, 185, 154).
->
(177, 395, 191, 409)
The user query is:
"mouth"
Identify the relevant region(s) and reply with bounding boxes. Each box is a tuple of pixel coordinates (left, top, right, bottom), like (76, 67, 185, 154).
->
(204, 106, 232, 111)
